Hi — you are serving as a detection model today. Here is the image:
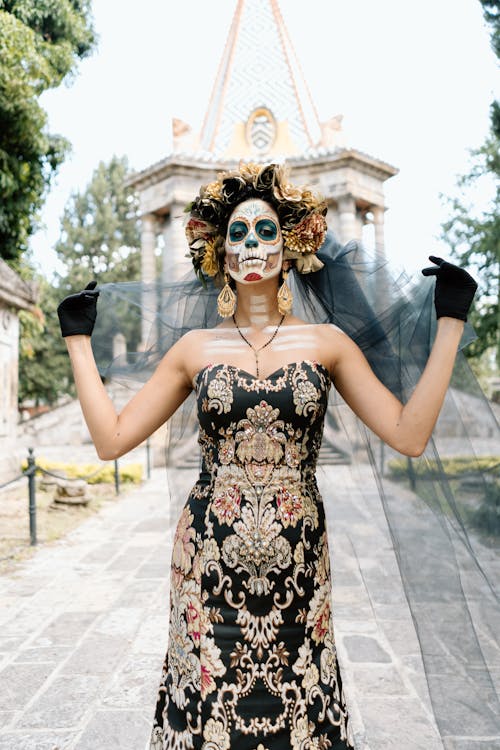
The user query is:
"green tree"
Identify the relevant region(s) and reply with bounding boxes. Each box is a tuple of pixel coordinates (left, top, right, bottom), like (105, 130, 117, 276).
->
(54, 155, 141, 292)
(18, 278, 73, 406)
(441, 1, 500, 369)
(18, 156, 142, 405)
(441, 137, 500, 367)
(478, 1, 500, 137)
(0, 1, 95, 264)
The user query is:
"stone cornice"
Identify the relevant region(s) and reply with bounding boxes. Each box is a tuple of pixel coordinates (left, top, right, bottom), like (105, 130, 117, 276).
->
(288, 148, 399, 181)
(125, 155, 239, 192)
(126, 147, 398, 195)
(0, 259, 38, 310)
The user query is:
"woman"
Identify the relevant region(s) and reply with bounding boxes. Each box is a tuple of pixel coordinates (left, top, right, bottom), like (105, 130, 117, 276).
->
(57, 163, 477, 750)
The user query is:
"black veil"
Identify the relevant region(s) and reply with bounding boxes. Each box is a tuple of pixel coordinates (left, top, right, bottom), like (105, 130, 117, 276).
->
(92, 234, 500, 746)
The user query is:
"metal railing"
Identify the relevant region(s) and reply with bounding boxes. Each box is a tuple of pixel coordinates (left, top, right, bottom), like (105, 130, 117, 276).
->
(0, 442, 152, 546)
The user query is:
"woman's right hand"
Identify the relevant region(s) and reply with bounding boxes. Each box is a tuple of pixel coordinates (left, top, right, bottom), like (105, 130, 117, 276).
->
(57, 281, 99, 337)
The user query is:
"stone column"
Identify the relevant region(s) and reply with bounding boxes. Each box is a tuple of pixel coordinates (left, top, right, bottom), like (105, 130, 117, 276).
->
(141, 214, 157, 350)
(372, 205, 386, 256)
(162, 203, 191, 282)
(337, 195, 357, 245)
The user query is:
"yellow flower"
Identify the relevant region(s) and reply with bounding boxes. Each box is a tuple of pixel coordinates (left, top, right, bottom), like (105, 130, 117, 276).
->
(201, 238, 220, 276)
(202, 180, 223, 201)
(273, 180, 302, 203)
(238, 161, 261, 183)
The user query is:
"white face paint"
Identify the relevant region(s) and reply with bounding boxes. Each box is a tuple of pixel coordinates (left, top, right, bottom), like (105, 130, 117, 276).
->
(225, 199, 283, 285)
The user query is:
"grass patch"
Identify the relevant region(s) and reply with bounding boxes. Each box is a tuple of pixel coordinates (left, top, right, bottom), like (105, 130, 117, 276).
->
(0, 480, 132, 575)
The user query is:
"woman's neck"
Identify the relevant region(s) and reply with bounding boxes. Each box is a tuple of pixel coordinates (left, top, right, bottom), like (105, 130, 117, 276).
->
(233, 278, 281, 329)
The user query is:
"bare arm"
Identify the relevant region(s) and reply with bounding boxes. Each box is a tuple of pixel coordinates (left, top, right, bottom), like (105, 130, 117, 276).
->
(331, 317, 464, 456)
(65, 334, 193, 460)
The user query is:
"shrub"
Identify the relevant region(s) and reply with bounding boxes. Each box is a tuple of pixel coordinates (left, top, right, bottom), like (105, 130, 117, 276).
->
(22, 457, 143, 484)
(387, 456, 500, 479)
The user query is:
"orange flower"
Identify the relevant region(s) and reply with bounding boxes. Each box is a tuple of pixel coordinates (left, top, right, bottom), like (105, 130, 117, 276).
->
(283, 212, 327, 255)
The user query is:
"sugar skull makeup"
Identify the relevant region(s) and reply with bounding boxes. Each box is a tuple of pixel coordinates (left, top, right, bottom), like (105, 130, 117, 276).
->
(225, 199, 283, 284)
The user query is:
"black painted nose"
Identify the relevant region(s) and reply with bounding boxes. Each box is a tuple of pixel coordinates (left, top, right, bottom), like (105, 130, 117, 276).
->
(245, 234, 258, 248)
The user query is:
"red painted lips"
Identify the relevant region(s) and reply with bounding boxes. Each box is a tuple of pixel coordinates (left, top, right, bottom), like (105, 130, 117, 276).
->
(244, 272, 263, 281)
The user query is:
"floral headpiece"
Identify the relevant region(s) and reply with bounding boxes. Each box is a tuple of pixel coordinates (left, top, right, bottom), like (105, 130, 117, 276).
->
(185, 162, 327, 282)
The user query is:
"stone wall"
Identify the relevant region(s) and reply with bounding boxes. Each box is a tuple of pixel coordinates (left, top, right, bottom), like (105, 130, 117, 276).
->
(0, 260, 37, 480)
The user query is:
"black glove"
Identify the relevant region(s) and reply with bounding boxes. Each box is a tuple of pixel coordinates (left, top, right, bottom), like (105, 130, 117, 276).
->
(421, 256, 477, 322)
(57, 281, 100, 337)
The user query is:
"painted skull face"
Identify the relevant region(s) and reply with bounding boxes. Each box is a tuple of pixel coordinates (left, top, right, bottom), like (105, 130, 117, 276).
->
(225, 198, 283, 284)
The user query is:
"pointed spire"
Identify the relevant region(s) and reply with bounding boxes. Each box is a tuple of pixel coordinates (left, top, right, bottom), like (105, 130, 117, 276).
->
(197, 0, 324, 160)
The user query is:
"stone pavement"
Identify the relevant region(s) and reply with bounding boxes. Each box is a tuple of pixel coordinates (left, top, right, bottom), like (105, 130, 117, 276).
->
(0, 464, 445, 750)
(0, 469, 170, 750)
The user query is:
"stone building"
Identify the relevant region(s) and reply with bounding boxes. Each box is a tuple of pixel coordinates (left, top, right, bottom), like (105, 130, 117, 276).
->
(127, 0, 398, 300)
(0, 259, 37, 478)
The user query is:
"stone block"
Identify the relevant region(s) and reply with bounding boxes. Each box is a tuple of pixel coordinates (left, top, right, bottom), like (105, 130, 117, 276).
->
(34, 611, 98, 648)
(0, 663, 52, 711)
(54, 479, 88, 505)
(74, 709, 152, 750)
(17, 675, 100, 729)
(443, 740, 500, 750)
(114, 579, 164, 608)
(102, 654, 162, 709)
(361, 696, 441, 750)
(14, 646, 72, 664)
(0, 731, 78, 749)
(60, 634, 126, 676)
(351, 664, 407, 696)
(93, 607, 144, 638)
(0, 711, 17, 731)
(342, 635, 392, 663)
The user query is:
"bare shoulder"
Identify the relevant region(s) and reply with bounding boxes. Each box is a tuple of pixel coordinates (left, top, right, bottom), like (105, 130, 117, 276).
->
(154, 329, 209, 385)
(177, 328, 211, 347)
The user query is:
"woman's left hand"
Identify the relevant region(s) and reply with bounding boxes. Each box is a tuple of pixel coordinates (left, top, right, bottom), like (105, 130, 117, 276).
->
(422, 256, 477, 322)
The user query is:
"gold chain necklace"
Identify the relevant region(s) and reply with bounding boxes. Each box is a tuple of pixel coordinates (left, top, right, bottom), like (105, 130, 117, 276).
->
(232, 314, 285, 378)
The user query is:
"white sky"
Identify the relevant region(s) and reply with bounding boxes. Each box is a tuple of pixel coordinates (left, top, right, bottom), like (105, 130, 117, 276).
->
(30, 0, 498, 277)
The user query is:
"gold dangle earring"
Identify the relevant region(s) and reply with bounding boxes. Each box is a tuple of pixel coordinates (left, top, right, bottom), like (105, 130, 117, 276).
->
(277, 268, 293, 315)
(217, 272, 237, 318)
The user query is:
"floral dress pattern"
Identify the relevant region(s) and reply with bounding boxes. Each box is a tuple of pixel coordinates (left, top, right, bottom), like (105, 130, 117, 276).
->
(149, 360, 353, 750)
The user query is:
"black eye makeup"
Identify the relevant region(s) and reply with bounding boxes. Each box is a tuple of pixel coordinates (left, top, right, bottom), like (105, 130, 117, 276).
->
(228, 220, 248, 243)
(255, 219, 278, 241)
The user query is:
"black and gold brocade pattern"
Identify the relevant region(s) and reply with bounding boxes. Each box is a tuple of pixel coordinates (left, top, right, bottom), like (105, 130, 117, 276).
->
(150, 361, 353, 749)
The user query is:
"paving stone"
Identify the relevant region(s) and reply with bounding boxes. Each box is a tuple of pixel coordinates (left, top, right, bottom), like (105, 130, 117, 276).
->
(60, 634, 126, 676)
(33, 611, 98, 648)
(334, 601, 375, 621)
(92, 607, 143, 639)
(343, 635, 392, 663)
(74, 709, 152, 750)
(0, 731, 78, 749)
(79, 542, 122, 564)
(0, 663, 53, 711)
(0, 636, 25, 654)
(114, 579, 164, 608)
(378, 617, 422, 664)
(2, 578, 51, 597)
(14, 646, 73, 664)
(106, 549, 151, 571)
(360, 696, 441, 750)
(443, 740, 500, 750)
(133, 518, 169, 532)
(102, 654, 162, 709)
(17, 675, 101, 729)
(2, 608, 55, 638)
(130, 614, 169, 655)
(0, 712, 17, 731)
(134, 563, 168, 579)
(351, 664, 407, 696)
